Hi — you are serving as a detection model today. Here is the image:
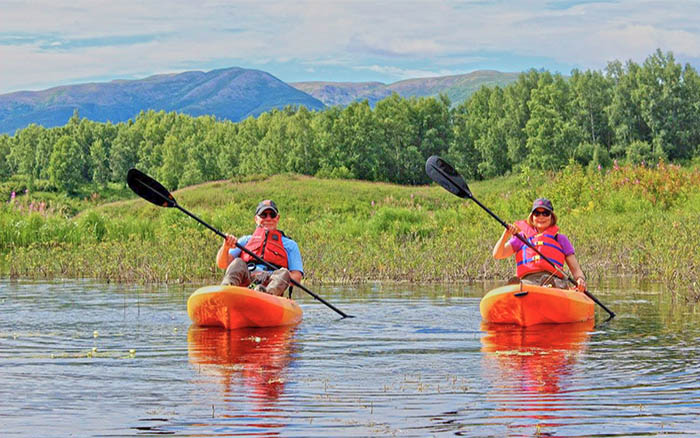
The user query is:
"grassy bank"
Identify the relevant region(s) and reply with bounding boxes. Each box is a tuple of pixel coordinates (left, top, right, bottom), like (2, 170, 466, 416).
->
(2, 162, 699, 301)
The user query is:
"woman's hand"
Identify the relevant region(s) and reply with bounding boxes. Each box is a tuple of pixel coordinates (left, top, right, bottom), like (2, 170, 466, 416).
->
(576, 276, 586, 292)
(506, 223, 520, 236)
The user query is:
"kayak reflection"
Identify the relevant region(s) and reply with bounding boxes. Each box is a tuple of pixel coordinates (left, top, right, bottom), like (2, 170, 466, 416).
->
(481, 320, 594, 394)
(187, 324, 299, 405)
(480, 320, 594, 436)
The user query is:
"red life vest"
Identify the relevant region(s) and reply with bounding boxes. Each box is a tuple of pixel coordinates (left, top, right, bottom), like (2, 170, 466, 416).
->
(514, 220, 566, 278)
(240, 227, 289, 269)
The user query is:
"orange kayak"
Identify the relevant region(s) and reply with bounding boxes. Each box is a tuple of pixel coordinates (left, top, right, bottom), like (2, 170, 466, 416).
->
(480, 283, 594, 326)
(187, 285, 303, 329)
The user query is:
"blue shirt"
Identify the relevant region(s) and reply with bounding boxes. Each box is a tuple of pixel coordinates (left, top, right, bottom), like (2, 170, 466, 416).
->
(229, 234, 304, 275)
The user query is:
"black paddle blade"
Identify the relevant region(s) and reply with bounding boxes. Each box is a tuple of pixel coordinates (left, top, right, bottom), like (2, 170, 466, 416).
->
(126, 168, 177, 208)
(425, 155, 472, 199)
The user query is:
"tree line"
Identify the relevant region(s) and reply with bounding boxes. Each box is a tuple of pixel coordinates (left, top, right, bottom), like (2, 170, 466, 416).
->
(1, 50, 699, 196)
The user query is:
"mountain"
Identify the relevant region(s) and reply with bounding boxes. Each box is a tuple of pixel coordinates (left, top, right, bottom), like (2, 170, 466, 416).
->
(0, 67, 325, 134)
(291, 70, 520, 107)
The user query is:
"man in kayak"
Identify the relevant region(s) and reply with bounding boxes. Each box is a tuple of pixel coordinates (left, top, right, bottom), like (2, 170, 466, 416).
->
(217, 200, 304, 296)
(492, 198, 586, 291)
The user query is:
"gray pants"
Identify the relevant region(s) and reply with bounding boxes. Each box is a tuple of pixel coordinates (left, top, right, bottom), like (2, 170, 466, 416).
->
(520, 271, 570, 289)
(221, 258, 291, 297)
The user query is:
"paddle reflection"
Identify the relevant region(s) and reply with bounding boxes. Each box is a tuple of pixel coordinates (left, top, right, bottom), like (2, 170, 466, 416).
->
(480, 320, 594, 435)
(188, 325, 298, 406)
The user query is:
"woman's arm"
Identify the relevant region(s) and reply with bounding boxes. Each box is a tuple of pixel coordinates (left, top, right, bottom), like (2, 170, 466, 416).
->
(493, 224, 519, 259)
(565, 253, 587, 291)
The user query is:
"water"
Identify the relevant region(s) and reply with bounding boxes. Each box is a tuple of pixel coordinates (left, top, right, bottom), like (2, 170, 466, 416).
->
(1, 279, 699, 437)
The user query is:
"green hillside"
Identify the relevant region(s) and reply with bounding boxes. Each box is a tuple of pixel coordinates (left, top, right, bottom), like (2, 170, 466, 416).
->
(3, 165, 699, 301)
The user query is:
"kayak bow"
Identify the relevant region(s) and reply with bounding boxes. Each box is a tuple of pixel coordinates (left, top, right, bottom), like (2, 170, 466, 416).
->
(187, 285, 303, 329)
(480, 283, 595, 326)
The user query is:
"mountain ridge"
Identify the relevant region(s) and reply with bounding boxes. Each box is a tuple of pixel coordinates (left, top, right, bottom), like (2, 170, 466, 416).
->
(290, 70, 520, 106)
(0, 67, 325, 134)
(0, 67, 520, 134)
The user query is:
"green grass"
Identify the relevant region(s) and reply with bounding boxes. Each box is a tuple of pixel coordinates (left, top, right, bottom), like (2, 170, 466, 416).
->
(2, 162, 699, 301)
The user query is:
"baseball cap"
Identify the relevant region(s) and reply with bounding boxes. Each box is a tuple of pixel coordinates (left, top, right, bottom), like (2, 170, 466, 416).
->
(255, 200, 279, 216)
(530, 198, 554, 214)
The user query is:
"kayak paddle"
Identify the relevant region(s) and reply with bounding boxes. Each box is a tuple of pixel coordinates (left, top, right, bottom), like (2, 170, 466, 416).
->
(425, 155, 615, 318)
(126, 168, 353, 318)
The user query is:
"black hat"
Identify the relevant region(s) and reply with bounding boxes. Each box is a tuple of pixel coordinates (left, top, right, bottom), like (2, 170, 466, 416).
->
(255, 200, 278, 216)
(530, 198, 554, 214)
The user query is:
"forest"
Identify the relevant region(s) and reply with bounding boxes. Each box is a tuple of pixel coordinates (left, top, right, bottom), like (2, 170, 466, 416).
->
(1, 50, 699, 198)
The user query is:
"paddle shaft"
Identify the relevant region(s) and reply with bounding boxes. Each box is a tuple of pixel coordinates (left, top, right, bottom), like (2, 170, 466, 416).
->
(427, 159, 615, 318)
(131, 171, 352, 318)
(178, 205, 352, 318)
(475, 195, 615, 317)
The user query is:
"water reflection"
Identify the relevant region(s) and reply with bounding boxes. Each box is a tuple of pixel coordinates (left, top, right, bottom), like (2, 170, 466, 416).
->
(187, 325, 299, 407)
(480, 321, 594, 435)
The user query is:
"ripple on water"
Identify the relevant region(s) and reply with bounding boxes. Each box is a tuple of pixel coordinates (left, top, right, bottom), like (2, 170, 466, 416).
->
(1, 280, 699, 437)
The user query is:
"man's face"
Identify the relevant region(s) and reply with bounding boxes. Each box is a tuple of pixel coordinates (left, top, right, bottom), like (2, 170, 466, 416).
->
(255, 209, 280, 230)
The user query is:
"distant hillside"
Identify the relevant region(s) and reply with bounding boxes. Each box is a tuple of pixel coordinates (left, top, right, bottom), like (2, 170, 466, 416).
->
(0, 67, 325, 134)
(292, 70, 520, 107)
(287, 82, 391, 107)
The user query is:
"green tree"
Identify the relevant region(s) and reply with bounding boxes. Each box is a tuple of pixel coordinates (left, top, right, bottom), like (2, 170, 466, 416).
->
(158, 133, 186, 189)
(285, 106, 321, 176)
(374, 94, 420, 183)
(606, 59, 650, 156)
(447, 101, 481, 180)
(48, 135, 85, 193)
(110, 122, 143, 183)
(525, 74, 583, 170)
(569, 69, 613, 162)
(636, 50, 700, 161)
(89, 138, 110, 186)
(504, 69, 542, 167)
(8, 123, 43, 182)
(0, 135, 11, 180)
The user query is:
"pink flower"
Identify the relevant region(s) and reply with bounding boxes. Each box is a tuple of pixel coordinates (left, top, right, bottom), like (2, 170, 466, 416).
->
(10, 191, 15, 202)
(597, 164, 602, 171)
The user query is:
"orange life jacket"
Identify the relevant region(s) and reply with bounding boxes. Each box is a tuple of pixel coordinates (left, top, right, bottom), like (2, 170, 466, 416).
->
(514, 220, 566, 278)
(240, 227, 289, 269)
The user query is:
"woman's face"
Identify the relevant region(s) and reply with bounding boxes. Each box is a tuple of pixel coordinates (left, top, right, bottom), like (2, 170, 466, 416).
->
(531, 209, 552, 230)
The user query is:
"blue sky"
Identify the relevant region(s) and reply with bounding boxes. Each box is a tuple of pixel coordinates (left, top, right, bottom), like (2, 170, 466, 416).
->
(1, 0, 699, 94)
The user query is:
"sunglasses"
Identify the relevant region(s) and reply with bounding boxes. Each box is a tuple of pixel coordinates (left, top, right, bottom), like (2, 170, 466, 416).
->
(532, 210, 551, 217)
(258, 211, 278, 219)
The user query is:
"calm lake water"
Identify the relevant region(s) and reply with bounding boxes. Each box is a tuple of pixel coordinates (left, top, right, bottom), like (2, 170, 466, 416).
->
(1, 279, 699, 437)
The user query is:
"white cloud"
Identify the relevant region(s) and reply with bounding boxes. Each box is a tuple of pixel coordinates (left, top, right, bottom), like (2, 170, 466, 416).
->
(1, 0, 700, 92)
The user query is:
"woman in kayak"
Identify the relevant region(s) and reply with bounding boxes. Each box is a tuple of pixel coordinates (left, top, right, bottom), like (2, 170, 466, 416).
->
(217, 200, 304, 296)
(492, 198, 586, 291)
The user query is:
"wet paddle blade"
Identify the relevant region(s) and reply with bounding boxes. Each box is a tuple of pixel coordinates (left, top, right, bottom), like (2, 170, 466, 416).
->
(425, 155, 472, 199)
(126, 168, 177, 208)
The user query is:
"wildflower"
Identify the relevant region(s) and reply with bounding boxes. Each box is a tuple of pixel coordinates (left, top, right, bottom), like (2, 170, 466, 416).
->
(613, 159, 619, 170)
(371, 200, 375, 207)
(10, 191, 15, 202)
(597, 164, 602, 171)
